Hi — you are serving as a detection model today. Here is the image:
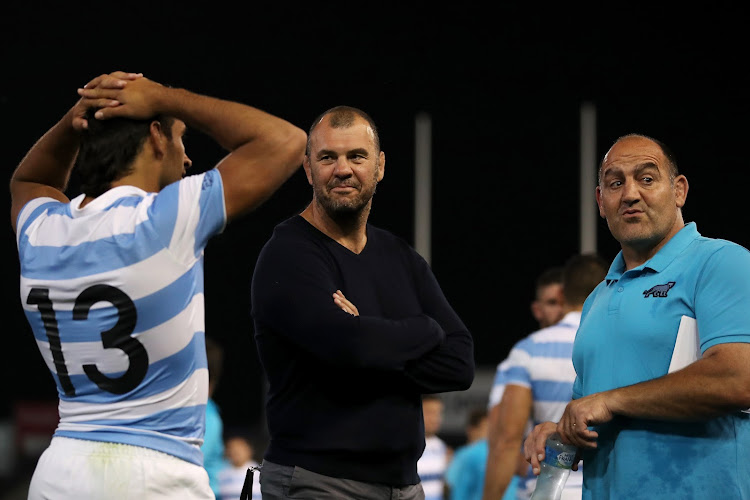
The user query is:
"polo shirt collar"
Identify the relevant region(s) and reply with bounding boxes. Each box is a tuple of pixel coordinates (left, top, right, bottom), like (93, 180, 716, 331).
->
(605, 222, 700, 281)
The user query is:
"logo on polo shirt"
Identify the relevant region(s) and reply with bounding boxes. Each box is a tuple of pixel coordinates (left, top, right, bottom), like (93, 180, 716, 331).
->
(643, 281, 676, 298)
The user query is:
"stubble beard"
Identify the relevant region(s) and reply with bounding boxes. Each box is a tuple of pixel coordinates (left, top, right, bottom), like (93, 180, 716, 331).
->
(314, 182, 377, 225)
(611, 216, 666, 252)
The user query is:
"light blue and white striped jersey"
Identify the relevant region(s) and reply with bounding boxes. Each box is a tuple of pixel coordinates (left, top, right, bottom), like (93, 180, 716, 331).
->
(418, 435, 448, 500)
(488, 311, 582, 500)
(16, 170, 226, 467)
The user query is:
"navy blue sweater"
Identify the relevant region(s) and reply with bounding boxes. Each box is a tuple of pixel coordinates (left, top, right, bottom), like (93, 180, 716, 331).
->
(250, 215, 474, 486)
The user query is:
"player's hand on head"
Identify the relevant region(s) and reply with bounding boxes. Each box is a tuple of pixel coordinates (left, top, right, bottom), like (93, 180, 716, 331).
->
(76, 71, 165, 122)
(72, 71, 143, 130)
(84, 71, 143, 90)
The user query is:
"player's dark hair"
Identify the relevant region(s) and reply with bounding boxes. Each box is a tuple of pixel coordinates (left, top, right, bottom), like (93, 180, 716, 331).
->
(535, 266, 563, 296)
(467, 407, 487, 428)
(75, 108, 174, 197)
(562, 253, 608, 306)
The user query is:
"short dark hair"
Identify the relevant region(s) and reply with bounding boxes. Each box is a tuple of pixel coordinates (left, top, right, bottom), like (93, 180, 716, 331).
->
(466, 407, 487, 428)
(562, 253, 608, 306)
(75, 108, 174, 197)
(306, 105, 380, 155)
(535, 266, 563, 297)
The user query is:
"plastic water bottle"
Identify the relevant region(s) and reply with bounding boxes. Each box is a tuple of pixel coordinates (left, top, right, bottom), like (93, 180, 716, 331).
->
(530, 432, 577, 500)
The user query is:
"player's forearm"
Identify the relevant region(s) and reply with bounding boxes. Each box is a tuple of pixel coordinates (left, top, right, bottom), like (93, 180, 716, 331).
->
(483, 389, 531, 499)
(481, 445, 521, 500)
(11, 107, 79, 190)
(158, 87, 301, 153)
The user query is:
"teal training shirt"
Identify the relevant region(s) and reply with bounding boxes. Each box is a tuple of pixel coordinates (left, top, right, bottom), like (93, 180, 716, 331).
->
(573, 222, 750, 499)
(202, 398, 227, 498)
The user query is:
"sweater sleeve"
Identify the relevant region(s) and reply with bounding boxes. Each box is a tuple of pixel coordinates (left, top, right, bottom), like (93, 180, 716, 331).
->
(402, 252, 475, 393)
(250, 226, 445, 370)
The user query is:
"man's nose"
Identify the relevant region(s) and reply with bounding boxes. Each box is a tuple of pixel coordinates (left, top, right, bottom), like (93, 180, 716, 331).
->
(621, 179, 640, 201)
(333, 158, 353, 175)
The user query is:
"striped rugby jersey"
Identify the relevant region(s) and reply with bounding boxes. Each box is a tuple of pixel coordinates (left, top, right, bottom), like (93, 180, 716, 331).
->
(15, 170, 226, 466)
(488, 311, 583, 499)
(418, 435, 448, 500)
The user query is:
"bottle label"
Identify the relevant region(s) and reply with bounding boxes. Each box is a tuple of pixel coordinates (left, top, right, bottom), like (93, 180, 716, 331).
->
(542, 445, 575, 469)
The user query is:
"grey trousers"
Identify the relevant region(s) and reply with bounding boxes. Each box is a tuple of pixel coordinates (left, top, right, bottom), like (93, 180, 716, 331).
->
(259, 460, 425, 500)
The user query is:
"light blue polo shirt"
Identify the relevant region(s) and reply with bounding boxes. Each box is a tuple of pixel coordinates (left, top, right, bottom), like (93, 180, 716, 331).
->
(573, 222, 750, 499)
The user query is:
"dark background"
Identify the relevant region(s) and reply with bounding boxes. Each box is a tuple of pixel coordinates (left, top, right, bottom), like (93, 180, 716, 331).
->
(1, 4, 747, 442)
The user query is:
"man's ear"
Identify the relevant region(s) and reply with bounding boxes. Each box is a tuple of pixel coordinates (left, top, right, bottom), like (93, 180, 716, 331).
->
(595, 185, 605, 218)
(149, 120, 166, 159)
(377, 151, 385, 181)
(674, 174, 689, 208)
(302, 156, 313, 186)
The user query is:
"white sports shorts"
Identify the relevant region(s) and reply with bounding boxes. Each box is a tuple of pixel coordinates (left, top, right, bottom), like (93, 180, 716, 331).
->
(28, 436, 214, 499)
